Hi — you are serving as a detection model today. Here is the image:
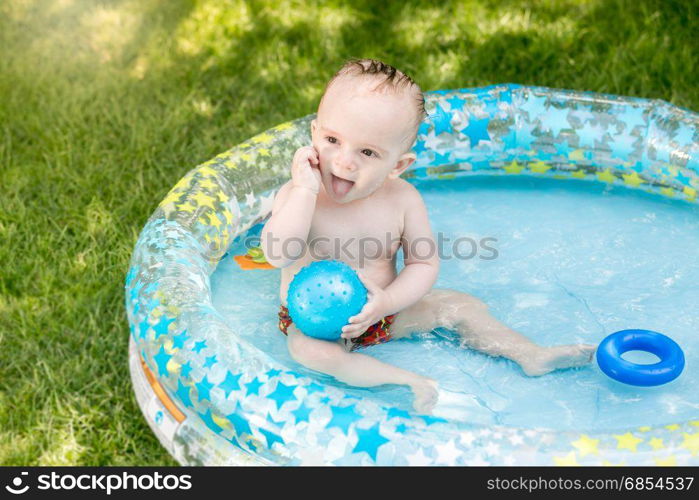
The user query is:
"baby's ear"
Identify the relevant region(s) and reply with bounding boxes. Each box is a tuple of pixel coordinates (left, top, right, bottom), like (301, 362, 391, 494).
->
(388, 152, 416, 179)
(310, 119, 317, 135)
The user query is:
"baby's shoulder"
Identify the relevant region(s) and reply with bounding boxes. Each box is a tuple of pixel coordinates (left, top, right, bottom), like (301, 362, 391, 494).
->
(386, 178, 426, 207)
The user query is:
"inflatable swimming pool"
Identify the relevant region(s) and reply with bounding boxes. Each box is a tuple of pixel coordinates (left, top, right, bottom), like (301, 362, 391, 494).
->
(127, 84, 699, 465)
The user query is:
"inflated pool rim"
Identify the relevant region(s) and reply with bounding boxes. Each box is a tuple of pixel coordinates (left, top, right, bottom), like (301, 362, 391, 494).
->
(126, 83, 699, 466)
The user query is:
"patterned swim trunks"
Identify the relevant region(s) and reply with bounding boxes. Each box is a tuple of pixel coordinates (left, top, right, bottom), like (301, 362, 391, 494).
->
(277, 305, 396, 351)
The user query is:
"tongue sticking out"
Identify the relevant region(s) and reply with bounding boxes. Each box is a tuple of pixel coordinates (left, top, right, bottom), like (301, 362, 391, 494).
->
(331, 174, 354, 197)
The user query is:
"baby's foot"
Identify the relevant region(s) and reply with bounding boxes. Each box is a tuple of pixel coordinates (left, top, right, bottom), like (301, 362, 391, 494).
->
(521, 344, 596, 377)
(410, 377, 439, 414)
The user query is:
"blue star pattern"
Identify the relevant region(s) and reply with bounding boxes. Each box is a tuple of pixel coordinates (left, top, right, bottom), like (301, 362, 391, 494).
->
(460, 116, 491, 147)
(138, 318, 150, 339)
(128, 85, 699, 467)
(175, 380, 193, 408)
(413, 139, 428, 156)
(539, 106, 572, 137)
(152, 315, 175, 340)
(291, 403, 313, 424)
(198, 409, 224, 433)
(180, 361, 192, 378)
(352, 423, 390, 461)
(225, 403, 252, 438)
(326, 404, 362, 435)
(203, 355, 217, 369)
(195, 375, 214, 402)
(258, 428, 284, 449)
(446, 95, 466, 111)
(172, 329, 190, 349)
(153, 345, 172, 377)
(387, 408, 411, 420)
(431, 103, 453, 136)
(245, 377, 263, 396)
(266, 381, 297, 410)
(554, 139, 574, 158)
(218, 371, 242, 398)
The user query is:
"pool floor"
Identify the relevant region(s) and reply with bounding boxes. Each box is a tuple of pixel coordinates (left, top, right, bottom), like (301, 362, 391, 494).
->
(211, 174, 699, 432)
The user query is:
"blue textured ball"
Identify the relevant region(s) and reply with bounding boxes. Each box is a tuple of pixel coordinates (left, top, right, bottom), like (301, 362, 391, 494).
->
(287, 260, 368, 340)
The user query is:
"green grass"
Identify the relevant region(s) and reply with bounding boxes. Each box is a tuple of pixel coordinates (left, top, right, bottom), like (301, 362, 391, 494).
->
(0, 0, 696, 465)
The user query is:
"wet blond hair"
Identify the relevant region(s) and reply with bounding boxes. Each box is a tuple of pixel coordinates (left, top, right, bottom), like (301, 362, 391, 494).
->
(319, 58, 426, 153)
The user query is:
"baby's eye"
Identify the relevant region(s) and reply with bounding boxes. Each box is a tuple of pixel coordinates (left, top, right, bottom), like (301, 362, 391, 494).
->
(361, 149, 376, 157)
(326, 136, 337, 144)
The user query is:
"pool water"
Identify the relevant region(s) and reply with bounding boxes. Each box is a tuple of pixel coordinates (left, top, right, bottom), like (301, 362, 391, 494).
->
(210, 175, 699, 432)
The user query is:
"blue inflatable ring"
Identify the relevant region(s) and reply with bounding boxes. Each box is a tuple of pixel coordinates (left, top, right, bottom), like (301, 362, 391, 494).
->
(597, 329, 685, 386)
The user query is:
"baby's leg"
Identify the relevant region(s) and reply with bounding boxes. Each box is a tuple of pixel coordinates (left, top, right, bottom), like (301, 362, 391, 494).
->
(285, 324, 438, 413)
(391, 289, 596, 376)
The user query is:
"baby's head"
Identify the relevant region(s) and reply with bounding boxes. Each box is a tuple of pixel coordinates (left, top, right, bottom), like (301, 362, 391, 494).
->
(311, 58, 426, 203)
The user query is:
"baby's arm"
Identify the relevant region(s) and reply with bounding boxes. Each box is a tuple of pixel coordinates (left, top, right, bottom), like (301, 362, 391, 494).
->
(383, 187, 440, 314)
(261, 147, 320, 268)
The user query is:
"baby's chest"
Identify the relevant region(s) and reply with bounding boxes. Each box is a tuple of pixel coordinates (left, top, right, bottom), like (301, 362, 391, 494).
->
(308, 207, 403, 261)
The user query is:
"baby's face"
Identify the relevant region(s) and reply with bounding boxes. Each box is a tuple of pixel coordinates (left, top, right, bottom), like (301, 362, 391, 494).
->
(311, 78, 417, 204)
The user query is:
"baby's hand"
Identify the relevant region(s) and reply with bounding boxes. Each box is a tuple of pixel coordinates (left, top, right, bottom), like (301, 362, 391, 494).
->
(291, 146, 321, 194)
(341, 272, 394, 340)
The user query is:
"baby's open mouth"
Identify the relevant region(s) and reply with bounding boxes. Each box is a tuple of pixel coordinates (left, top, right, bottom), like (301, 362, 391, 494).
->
(330, 173, 355, 197)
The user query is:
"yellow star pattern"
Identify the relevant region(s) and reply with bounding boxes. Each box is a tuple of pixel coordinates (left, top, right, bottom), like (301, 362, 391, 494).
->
(199, 178, 218, 191)
(199, 158, 218, 167)
(659, 187, 675, 197)
(258, 148, 271, 157)
(569, 149, 585, 161)
(198, 166, 218, 178)
(654, 456, 677, 466)
(178, 200, 197, 213)
(165, 304, 181, 316)
(222, 209, 235, 225)
(529, 160, 551, 174)
(622, 171, 645, 187)
(648, 438, 664, 450)
(208, 213, 223, 229)
(614, 432, 643, 452)
(665, 424, 680, 431)
(596, 169, 616, 183)
(638, 426, 651, 432)
(572, 435, 599, 456)
(220, 229, 232, 247)
(274, 122, 293, 131)
(213, 413, 230, 430)
(216, 191, 229, 204)
(241, 153, 253, 162)
(160, 189, 183, 207)
(571, 169, 586, 179)
(503, 160, 523, 174)
(691, 421, 699, 427)
(172, 175, 194, 191)
(680, 432, 699, 456)
(553, 451, 579, 466)
(684, 186, 697, 200)
(252, 132, 273, 144)
(222, 158, 238, 170)
(192, 191, 218, 211)
(602, 460, 626, 466)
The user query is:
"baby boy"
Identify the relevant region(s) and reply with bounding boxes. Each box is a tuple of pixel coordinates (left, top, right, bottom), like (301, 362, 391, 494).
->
(261, 58, 595, 414)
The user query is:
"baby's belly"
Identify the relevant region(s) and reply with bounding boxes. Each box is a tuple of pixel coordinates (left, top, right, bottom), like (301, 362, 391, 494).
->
(279, 255, 397, 306)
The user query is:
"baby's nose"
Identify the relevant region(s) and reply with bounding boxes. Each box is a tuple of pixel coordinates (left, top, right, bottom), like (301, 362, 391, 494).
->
(334, 152, 356, 171)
